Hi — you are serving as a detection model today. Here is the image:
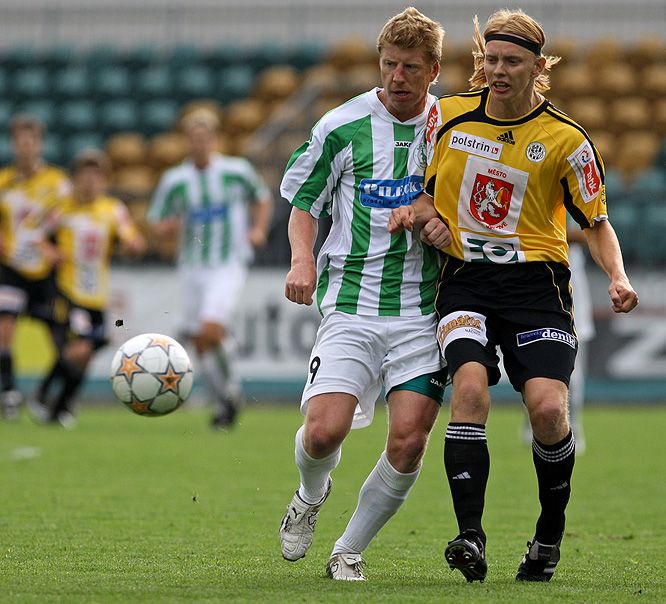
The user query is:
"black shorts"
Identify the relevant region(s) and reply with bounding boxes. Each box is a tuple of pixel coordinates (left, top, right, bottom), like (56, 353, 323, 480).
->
(435, 257, 577, 391)
(0, 263, 56, 322)
(52, 293, 108, 351)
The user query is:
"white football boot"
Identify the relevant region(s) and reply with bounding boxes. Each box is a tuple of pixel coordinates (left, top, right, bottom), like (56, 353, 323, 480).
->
(279, 478, 332, 561)
(326, 553, 366, 581)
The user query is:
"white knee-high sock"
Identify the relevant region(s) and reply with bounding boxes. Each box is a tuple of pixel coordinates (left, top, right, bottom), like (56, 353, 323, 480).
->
(331, 451, 420, 555)
(295, 425, 341, 504)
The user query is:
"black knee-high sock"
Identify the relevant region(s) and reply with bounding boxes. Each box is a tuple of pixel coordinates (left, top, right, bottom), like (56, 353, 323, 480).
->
(38, 357, 67, 403)
(49, 359, 85, 418)
(0, 349, 14, 391)
(444, 423, 490, 543)
(532, 430, 575, 544)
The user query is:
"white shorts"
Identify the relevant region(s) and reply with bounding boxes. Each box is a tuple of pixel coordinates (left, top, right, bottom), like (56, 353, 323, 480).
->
(301, 311, 443, 429)
(180, 264, 247, 333)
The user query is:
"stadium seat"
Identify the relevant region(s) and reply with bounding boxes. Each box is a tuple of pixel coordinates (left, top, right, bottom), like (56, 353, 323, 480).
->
(642, 65, 666, 102)
(98, 99, 140, 136)
(587, 130, 616, 168)
(203, 44, 237, 71)
(615, 131, 661, 182)
(0, 100, 13, 126)
(43, 45, 77, 71)
(65, 132, 104, 162)
(253, 66, 299, 103)
(653, 99, 666, 137)
(134, 66, 173, 101)
(167, 45, 203, 73)
(0, 68, 9, 98)
(607, 201, 640, 261)
(1, 46, 38, 72)
(326, 39, 376, 71)
(148, 132, 188, 170)
(624, 37, 666, 70)
(122, 45, 161, 71)
(43, 133, 65, 166)
(222, 99, 267, 137)
(631, 168, 666, 195)
(12, 67, 50, 100)
(58, 99, 97, 134)
(217, 66, 255, 104)
(550, 64, 592, 99)
(53, 66, 91, 101)
(638, 201, 666, 264)
(173, 66, 214, 102)
(85, 45, 121, 70)
(113, 165, 156, 198)
(595, 64, 637, 100)
(287, 41, 326, 71)
(439, 64, 469, 94)
(15, 100, 56, 130)
(566, 97, 607, 132)
(0, 136, 12, 165)
(604, 168, 626, 199)
(609, 97, 651, 135)
(92, 66, 132, 99)
(246, 43, 290, 73)
(106, 132, 148, 168)
(585, 38, 624, 70)
(140, 99, 179, 135)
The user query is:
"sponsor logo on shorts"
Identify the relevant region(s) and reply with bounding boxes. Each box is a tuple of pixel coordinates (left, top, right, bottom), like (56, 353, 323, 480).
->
(358, 175, 424, 208)
(429, 377, 445, 389)
(437, 314, 482, 347)
(449, 131, 502, 160)
(516, 328, 577, 349)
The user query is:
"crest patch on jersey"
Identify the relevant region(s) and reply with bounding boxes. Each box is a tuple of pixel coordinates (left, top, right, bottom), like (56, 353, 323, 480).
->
(449, 131, 502, 161)
(567, 140, 601, 203)
(526, 141, 546, 163)
(470, 173, 514, 227)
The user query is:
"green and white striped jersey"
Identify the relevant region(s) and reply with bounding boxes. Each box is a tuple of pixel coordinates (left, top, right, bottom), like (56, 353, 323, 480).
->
(148, 153, 270, 267)
(281, 88, 439, 317)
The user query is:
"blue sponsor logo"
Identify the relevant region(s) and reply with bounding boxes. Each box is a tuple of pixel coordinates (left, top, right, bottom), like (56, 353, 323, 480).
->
(187, 205, 228, 223)
(516, 328, 577, 349)
(358, 175, 424, 209)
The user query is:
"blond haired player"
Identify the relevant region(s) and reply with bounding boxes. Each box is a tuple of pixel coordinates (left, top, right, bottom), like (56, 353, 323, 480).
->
(0, 114, 71, 419)
(279, 7, 448, 581)
(148, 108, 273, 428)
(390, 8, 637, 583)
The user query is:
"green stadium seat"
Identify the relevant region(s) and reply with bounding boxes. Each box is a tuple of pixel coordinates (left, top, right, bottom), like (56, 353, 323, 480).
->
(58, 100, 97, 134)
(288, 42, 326, 71)
(217, 66, 255, 104)
(65, 132, 104, 162)
(140, 99, 179, 135)
(99, 99, 140, 136)
(638, 200, 666, 264)
(135, 66, 173, 101)
(12, 67, 50, 99)
(167, 45, 203, 73)
(204, 44, 237, 70)
(608, 201, 640, 262)
(173, 66, 214, 102)
(632, 168, 666, 195)
(92, 66, 132, 99)
(0, 137, 12, 165)
(2, 46, 38, 72)
(15, 100, 56, 130)
(0, 100, 13, 126)
(246, 43, 289, 72)
(85, 45, 121, 70)
(43, 133, 65, 166)
(0, 68, 10, 98)
(53, 67, 91, 101)
(43, 45, 77, 70)
(122, 45, 161, 71)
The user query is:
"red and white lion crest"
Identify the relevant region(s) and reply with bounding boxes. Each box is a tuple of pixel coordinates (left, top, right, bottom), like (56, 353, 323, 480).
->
(470, 174, 513, 227)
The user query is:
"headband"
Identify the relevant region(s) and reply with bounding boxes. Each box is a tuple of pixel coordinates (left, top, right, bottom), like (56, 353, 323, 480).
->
(484, 33, 542, 56)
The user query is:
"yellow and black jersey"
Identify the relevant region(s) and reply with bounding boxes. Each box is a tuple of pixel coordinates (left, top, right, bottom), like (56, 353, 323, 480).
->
(0, 164, 71, 279)
(51, 195, 139, 310)
(424, 88, 606, 266)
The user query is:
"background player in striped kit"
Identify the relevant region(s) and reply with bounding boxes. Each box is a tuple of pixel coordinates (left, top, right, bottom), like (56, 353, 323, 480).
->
(278, 7, 449, 581)
(148, 109, 273, 428)
(390, 8, 638, 584)
(0, 114, 71, 420)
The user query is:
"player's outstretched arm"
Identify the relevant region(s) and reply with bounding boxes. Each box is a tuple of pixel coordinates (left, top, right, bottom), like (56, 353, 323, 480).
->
(585, 219, 639, 313)
(285, 206, 318, 306)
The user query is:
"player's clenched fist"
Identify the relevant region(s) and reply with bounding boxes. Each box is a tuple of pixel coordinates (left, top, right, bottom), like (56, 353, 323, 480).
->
(388, 205, 415, 234)
(285, 260, 317, 305)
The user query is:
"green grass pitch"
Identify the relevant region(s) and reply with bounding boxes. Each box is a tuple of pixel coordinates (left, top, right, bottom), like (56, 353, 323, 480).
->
(1, 402, 665, 603)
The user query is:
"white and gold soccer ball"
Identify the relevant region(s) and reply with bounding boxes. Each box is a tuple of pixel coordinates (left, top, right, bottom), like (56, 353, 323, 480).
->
(110, 333, 194, 417)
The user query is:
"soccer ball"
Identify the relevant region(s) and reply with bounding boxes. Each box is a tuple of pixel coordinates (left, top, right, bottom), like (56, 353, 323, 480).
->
(110, 333, 194, 417)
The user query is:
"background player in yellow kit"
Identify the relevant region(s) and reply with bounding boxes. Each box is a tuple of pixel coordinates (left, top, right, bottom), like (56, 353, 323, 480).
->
(32, 149, 145, 428)
(0, 114, 71, 419)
